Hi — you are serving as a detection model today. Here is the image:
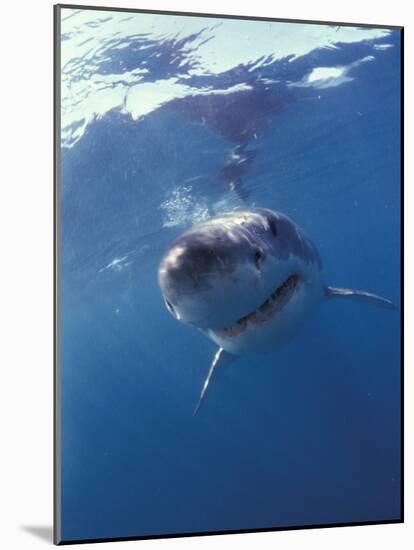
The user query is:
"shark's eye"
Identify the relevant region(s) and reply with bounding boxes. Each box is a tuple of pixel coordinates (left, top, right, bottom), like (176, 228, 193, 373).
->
(268, 218, 277, 236)
(254, 249, 264, 268)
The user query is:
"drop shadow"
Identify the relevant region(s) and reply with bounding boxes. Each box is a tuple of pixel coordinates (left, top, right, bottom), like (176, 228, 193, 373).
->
(21, 525, 53, 543)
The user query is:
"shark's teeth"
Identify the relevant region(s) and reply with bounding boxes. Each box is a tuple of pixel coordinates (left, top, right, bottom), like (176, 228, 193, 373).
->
(215, 274, 300, 338)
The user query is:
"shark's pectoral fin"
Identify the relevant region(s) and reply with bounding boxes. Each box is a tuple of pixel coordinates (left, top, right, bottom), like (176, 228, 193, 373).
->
(193, 347, 237, 416)
(325, 286, 397, 309)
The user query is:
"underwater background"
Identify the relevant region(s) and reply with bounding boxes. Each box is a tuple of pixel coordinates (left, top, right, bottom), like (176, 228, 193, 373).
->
(58, 8, 401, 542)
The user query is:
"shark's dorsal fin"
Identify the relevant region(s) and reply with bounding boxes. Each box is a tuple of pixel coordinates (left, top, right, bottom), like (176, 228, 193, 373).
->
(325, 286, 396, 309)
(193, 347, 237, 416)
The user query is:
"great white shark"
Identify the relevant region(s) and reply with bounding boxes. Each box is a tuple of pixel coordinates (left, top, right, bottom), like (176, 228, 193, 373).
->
(158, 208, 396, 415)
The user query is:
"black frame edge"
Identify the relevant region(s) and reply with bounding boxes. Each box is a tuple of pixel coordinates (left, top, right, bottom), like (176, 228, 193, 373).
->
(55, 3, 403, 30)
(400, 25, 404, 525)
(54, 3, 62, 546)
(58, 519, 403, 546)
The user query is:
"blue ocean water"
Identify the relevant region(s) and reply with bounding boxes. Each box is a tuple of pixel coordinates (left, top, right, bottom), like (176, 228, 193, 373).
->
(59, 9, 401, 542)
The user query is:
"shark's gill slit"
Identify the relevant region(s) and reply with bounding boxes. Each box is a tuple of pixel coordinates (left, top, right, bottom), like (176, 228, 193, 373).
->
(215, 274, 300, 338)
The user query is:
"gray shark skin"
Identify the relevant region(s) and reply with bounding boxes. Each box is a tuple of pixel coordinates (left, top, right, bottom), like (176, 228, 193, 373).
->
(158, 208, 396, 414)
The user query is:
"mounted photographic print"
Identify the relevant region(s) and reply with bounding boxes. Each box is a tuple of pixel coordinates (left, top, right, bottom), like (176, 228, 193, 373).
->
(54, 4, 403, 545)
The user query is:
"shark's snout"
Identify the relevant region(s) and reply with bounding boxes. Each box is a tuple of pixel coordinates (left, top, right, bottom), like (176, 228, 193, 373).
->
(159, 239, 231, 298)
(158, 231, 244, 327)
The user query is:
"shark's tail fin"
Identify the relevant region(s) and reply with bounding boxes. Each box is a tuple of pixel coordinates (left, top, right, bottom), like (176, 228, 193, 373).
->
(193, 348, 237, 416)
(325, 286, 397, 309)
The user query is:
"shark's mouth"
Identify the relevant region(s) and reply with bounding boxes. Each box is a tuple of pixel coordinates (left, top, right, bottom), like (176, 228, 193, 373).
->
(213, 274, 300, 339)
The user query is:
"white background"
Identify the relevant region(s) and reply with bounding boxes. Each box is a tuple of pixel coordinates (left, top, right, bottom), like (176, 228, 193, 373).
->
(0, 0, 411, 548)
